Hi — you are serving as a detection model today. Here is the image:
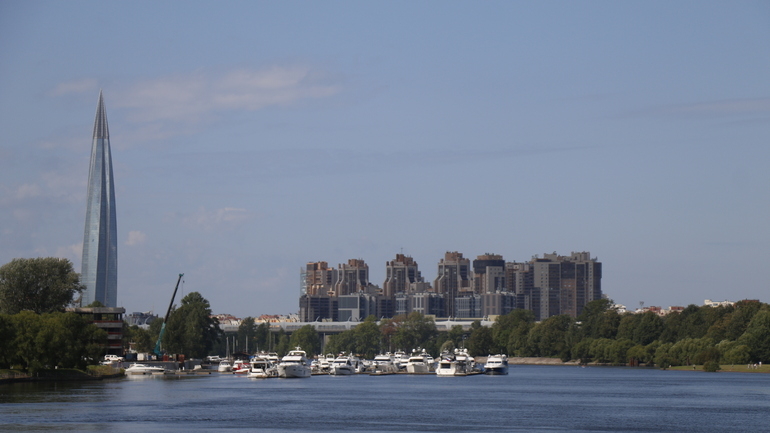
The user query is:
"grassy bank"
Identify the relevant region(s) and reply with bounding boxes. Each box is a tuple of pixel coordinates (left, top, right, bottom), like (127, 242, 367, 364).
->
(669, 363, 770, 373)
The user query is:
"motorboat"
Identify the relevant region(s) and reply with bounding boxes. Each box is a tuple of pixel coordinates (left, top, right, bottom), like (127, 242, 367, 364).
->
(318, 353, 335, 373)
(125, 363, 166, 374)
(277, 347, 311, 378)
(405, 349, 431, 374)
(435, 348, 474, 377)
(248, 356, 277, 378)
(217, 360, 232, 372)
(484, 354, 509, 375)
(330, 353, 359, 375)
(232, 359, 250, 374)
(371, 353, 398, 373)
(393, 350, 409, 370)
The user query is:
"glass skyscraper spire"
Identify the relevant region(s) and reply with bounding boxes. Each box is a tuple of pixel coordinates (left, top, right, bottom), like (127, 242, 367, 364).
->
(81, 90, 118, 307)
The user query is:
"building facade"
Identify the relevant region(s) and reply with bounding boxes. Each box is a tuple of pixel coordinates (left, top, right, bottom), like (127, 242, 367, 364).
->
(433, 252, 472, 318)
(81, 91, 118, 307)
(383, 254, 424, 297)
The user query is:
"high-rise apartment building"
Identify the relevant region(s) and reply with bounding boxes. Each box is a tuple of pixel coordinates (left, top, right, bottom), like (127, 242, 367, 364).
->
(383, 254, 424, 297)
(304, 261, 338, 296)
(433, 251, 471, 318)
(81, 91, 118, 307)
(334, 259, 369, 296)
(531, 252, 602, 319)
(472, 253, 505, 294)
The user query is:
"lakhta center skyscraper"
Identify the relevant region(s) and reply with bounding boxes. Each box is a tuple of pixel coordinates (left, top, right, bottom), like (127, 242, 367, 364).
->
(81, 91, 118, 307)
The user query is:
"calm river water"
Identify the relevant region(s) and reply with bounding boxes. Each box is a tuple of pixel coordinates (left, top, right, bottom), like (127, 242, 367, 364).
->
(1, 366, 768, 432)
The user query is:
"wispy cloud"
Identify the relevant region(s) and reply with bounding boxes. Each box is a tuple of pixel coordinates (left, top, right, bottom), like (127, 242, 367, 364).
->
(181, 207, 253, 230)
(51, 78, 99, 96)
(624, 97, 770, 120)
(116, 66, 342, 124)
(126, 230, 147, 246)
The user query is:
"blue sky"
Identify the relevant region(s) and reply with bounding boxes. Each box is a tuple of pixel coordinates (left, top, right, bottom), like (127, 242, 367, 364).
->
(1, 1, 769, 317)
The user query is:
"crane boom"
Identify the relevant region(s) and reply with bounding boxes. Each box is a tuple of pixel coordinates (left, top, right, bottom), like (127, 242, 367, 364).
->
(153, 273, 184, 357)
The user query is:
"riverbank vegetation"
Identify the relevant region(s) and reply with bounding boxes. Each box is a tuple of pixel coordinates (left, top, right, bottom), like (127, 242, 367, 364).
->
(294, 299, 770, 370)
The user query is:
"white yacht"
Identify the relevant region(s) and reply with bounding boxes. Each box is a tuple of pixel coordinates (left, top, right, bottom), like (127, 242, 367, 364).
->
(217, 360, 232, 372)
(330, 353, 359, 375)
(393, 350, 409, 370)
(483, 354, 509, 375)
(248, 356, 277, 378)
(371, 353, 398, 373)
(125, 363, 166, 374)
(277, 348, 311, 378)
(405, 349, 431, 374)
(435, 348, 474, 377)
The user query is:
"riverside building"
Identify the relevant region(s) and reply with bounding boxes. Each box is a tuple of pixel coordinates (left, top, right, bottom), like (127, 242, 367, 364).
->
(298, 251, 601, 322)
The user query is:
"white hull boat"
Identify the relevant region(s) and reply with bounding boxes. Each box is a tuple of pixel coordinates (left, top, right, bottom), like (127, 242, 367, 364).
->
(278, 348, 311, 378)
(484, 354, 509, 375)
(125, 363, 166, 375)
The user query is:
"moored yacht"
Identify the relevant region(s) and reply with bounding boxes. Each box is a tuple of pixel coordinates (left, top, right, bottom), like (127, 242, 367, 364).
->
(248, 356, 277, 378)
(125, 363, 166, 374)
(405, 349, 431, 374)
(435, 348, 474, 376)
(330, 353, 359, 375)
(277, 347, 311, 378)
(217, 360, 232, 372)
(371, 353, 398, 373)
(484, 354, 509, 375)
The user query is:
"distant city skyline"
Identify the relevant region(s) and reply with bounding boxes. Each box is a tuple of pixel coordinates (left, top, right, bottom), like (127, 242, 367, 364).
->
(1, 2, 768, 317)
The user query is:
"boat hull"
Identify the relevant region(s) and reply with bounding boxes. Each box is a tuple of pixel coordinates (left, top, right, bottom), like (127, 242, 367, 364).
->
(279, 364, 311, 378)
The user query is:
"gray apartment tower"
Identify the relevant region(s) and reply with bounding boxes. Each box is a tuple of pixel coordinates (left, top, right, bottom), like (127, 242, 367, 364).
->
(80, 91, 118, 307)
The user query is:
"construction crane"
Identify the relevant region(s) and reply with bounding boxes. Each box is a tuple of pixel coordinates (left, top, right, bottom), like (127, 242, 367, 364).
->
(153, 273, 184, 358)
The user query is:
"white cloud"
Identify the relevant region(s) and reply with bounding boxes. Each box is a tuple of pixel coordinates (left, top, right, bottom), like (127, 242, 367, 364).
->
(51, 78, 99, 96)
(54, 243, 83, 263)
(182, 207, 253, 230)
(126, 230, 147, 246)
(116, 66, 342, 124)
(15, 183, 42, 199)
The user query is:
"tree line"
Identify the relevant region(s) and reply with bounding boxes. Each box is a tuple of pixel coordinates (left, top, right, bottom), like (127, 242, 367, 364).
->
(227, 299, 770, 370)
(0, 258, 107, 372)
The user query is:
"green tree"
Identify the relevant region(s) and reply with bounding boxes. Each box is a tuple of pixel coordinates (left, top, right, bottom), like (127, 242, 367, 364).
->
(0, 258, 84, 314)
(527, 315, 575, 358)
(289, 325, 321, 357)
(353, 316, 382, 359)
(617, 312, 664, 345)
(467, 322, 493, 356)
(237, 317, 257, 353)
(737, 307, 770, 362)
(126, 324, 154, 354)
(391, 313, 438, 352)
(493, 309, 536, 353)
(254, 322, 270, 352)
(275, 330, 290, 357)
(163, 292, 220, 358)
(577, 299, 620, 340)
(722, 344, 751, 366)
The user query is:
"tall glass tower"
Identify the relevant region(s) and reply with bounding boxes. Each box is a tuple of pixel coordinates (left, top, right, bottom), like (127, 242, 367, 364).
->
(81, 91, 118, 307)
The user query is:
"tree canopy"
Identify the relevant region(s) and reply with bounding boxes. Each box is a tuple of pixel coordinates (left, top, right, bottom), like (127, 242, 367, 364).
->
(163, 292, 220, 358)
(0, 258, 84, 314)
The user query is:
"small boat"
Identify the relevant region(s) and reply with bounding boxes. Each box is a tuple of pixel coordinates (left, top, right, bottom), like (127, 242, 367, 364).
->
(393, 350, 409, 370)
(217, 360, 232, 372)
(125, 363, 166, 374)
(232, 360, 250, 374)
(484, 354, 509, 375)
(277, 347, 311, 378)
